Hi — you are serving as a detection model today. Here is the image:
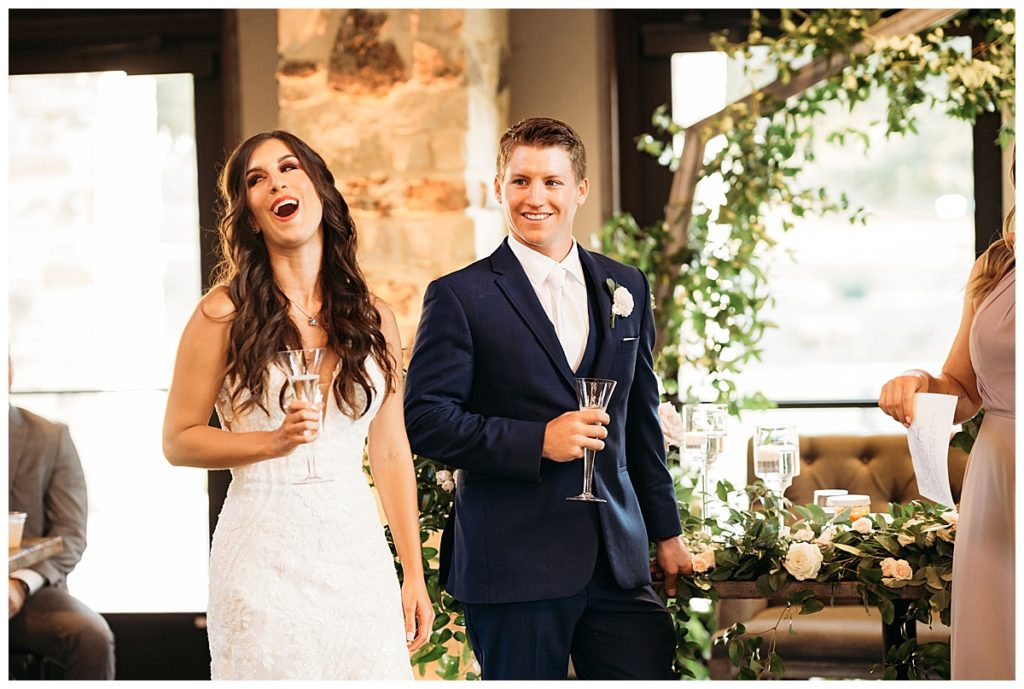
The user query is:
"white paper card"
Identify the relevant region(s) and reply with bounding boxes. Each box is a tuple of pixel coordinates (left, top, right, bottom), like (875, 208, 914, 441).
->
(906, 392, 957, 508)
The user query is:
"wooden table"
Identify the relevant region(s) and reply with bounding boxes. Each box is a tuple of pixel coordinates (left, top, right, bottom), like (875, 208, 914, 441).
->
(713, 580, 924, 680)
(8, 536, 63, 574)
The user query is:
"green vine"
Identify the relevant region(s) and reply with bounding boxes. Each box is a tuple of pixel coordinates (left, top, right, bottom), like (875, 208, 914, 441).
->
(602, 8, 1015, 410)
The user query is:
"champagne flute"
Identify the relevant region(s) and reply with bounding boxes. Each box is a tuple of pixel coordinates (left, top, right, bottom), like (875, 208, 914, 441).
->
(278, 347, 332, 485)
(753, 424, 800, 529)
(683, 403, 727, 534)
(568, 378, 617, 503)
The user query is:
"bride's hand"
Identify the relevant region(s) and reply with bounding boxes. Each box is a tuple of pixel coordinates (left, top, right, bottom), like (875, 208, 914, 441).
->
(402, 577, 435, 652)
(272, 400, 322, 455)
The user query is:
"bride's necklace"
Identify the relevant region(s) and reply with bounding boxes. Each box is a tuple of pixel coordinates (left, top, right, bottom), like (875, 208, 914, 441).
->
(288, 298, 321, 327)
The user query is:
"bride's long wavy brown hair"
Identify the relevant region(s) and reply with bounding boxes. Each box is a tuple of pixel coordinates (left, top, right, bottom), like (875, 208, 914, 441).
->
(209, 130, 394, 417)
(967, 146, 1016, 308)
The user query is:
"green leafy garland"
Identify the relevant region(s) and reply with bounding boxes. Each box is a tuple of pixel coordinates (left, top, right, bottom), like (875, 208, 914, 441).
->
(679, 478, 957, 679)
(602, 8, 1015, 409)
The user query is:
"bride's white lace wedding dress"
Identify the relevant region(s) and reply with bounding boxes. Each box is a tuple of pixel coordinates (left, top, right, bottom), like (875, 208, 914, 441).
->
(207, 357, 412, 679)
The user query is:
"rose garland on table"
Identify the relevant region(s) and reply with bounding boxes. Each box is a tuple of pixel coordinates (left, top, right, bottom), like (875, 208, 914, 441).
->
(672, 478, 956, 680)
(655, 401, 956, 680)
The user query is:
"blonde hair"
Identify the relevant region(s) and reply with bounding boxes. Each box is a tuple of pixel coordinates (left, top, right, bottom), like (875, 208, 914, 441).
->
(966, 148, 1016, 307)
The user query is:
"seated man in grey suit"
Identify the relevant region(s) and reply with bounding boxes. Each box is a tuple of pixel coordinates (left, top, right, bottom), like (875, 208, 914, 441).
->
(9, 364, 115, 679)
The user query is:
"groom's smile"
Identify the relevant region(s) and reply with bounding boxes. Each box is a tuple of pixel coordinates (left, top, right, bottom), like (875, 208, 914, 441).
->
(495, 144, 589, 261)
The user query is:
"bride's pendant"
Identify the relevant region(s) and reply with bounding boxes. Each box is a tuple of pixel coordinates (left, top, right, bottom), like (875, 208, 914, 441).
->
(288, 298, 321, 328)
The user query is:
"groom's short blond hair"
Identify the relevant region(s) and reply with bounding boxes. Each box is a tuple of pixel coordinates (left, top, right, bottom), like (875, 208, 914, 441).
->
(496, 117, 587, 184)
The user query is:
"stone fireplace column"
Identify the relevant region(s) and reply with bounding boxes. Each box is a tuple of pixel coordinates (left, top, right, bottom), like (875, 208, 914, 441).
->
(278, 9, 509, 355)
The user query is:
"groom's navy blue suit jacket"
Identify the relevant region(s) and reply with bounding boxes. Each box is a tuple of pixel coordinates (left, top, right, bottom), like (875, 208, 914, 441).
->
(404, 239, 682, 605)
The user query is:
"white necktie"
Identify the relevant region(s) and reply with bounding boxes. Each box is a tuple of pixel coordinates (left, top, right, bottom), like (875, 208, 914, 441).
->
(546, 265, 587, 371)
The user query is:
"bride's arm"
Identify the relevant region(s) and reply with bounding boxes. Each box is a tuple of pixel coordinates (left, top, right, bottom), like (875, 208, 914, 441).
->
(162, 286, 319, 469)
(367, 299, 434, 651)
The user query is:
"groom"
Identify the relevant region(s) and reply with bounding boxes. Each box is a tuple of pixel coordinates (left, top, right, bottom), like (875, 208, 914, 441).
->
(404, 117, 692, 680)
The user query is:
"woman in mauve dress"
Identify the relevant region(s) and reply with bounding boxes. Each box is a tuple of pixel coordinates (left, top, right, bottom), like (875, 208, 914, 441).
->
(878, 154, 1015, 680)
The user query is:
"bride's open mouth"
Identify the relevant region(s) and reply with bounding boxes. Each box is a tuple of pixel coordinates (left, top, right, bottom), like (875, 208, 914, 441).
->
(272, 197, 299, 220)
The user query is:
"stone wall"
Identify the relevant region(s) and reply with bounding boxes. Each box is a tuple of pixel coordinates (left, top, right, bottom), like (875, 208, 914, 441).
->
(277, 9, 509, 357)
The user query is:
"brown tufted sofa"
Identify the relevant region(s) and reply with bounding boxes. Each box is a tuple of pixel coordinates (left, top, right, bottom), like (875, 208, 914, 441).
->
(708, 434, 968, 680)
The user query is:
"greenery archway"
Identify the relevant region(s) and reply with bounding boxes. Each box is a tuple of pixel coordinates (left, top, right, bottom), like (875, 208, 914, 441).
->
(601, 8, 1014, 412)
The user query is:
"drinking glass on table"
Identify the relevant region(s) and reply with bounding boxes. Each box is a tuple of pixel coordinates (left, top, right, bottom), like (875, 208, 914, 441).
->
(754, 424, 800, 528)
(683, 403, 728, 534)
(278, 347, 331, 485)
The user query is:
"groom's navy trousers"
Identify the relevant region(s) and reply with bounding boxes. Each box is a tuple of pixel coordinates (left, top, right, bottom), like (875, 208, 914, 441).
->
(405, 239, 683, 680)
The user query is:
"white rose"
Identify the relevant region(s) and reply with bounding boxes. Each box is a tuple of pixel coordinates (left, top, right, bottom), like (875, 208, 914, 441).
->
(852, 517, 873, 534)
(880, 557, 913, 581)
(612, 286, 634, 317)
(940, 511, 958, 530)
(792, 526, 814, 542)
(815, 526, 836, 546)
(784, 542, 824, 581)
(441, 480, 455, 493)
(692, 549, 717, 573)
(435, 469, 452, 485)
(657, 402, 685, 449)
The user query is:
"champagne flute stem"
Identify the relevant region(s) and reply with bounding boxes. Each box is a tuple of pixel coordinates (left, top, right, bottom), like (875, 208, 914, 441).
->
(307, 443, 318, 479)
(582, 449, 595, 496)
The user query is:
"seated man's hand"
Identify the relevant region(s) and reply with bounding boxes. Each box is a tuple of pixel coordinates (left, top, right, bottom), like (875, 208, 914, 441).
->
(654, 536, 693, 597)
(9, 578, 28, 619)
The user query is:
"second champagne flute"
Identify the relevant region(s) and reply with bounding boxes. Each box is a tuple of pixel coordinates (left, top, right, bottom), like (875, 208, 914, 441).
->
(568, 378, 617, 503)
(278, 347, 332, 485)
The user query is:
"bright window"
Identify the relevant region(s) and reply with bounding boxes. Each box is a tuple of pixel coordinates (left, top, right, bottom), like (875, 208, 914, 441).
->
(8, 71, 207, 612)
(670, 50, 975, 488)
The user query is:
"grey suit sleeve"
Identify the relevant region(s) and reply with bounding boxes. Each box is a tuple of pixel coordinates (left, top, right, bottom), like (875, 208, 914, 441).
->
(33, 424, 88, 586)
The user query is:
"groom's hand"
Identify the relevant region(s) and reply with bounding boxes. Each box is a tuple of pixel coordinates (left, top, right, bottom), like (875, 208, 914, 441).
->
(542, 409, 610, 462)
(655, 536, 694, 597)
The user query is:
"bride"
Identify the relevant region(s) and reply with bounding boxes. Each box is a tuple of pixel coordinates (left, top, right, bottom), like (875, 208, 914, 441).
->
(162, 130, 432, 679)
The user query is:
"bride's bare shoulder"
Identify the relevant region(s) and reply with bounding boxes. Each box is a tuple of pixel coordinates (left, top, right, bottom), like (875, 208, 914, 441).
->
(197, 285, 237, 323)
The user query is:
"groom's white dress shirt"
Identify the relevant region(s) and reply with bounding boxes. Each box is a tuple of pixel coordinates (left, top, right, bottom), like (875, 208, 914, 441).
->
(507, 236, 590, 371)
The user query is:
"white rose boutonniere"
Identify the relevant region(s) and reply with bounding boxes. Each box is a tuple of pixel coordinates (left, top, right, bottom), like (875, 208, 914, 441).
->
(605, 278, 634, 329)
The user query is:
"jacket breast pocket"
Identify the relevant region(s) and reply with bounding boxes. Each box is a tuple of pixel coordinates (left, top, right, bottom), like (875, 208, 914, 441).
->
(616, 336, 640, 355)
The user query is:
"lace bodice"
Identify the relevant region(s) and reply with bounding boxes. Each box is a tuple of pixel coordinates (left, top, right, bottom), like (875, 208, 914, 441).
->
(214, 357, 383, 485)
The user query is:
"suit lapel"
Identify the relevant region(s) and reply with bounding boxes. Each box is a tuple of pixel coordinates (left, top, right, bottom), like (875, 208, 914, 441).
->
(578, 247, 618, 381)
(490, 241, 577, 393)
